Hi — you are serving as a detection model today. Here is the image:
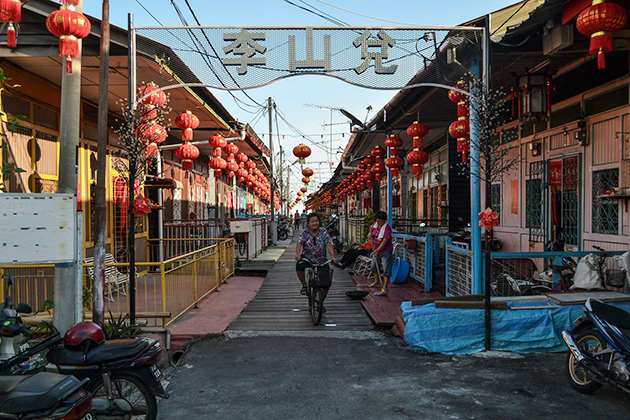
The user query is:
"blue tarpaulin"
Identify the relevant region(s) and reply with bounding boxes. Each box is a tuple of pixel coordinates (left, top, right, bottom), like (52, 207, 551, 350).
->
(401, 300, 630, 354)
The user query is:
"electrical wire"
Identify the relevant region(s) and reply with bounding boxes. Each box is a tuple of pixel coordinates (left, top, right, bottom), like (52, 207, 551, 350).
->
(282, 0, 349, 26)
(490, 0, 532, 36)
(312, 0, 422, 26)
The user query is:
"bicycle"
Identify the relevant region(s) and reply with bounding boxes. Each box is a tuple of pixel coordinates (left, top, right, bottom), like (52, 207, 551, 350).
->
(302, 258, 332, 325)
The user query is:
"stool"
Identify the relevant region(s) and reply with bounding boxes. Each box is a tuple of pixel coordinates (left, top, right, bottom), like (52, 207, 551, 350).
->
(352, 255, 374, 279)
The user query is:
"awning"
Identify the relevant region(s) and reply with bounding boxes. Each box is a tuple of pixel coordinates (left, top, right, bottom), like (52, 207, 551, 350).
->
(144, 176, 181, 189)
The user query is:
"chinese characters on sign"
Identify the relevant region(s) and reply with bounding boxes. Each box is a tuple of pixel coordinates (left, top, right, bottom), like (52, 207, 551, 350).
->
(222, 27, 398, 75)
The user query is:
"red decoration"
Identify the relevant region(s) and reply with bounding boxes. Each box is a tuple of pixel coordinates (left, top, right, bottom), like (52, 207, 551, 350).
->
(0, 0, 27, 48)
(448, 81, 468, 104)
(209, 156, 227, 178)
(145, 142, 158, 159)
(478, 207, 500, 231)
(302, 167, 314, 177)
(137, 122, 167, 145)
(449, 119, 470, 139)
(448, 81, 471, 162)
(132, 196, 153, 217)
(385, 156, 404, 177)
(576, 1, 627, 69)
(371, 145, 386, 158)
(300, 187, 307, 193)
(407, 121, 429, 139)
(175, 110, 199, 141)
(406, 150, 428, 176)
(293, 144, 311, 164)
(175, 142, 199, 171)
(371, 163, 386, 181)
(225, 143, 239, 155)
(46, 6, 91, 74)
(385, 135, 403, 155)
(302, 176, 310, 185)
(138, 84, 166, 107)
(209, 135, 227, 148)
(235, 153, 248, 163)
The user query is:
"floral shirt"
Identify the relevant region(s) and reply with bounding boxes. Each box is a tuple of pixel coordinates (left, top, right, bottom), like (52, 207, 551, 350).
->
(299, 227, 332, 264)
(370, 222, 393, 254)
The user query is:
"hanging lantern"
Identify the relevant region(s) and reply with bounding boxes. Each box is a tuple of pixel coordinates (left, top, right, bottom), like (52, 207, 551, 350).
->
(145, 142, 158, 159)
(371, 145, 386, 158)
(137, 122, 167, 145)
(293, 144, 311, 164)
(371, 163, 386, 181)
(138, 83, 167, 107)
(46, 5, 92, 74)
(448, 81, 471, 162)
(209, 135, 228, 149)
(576, 1, 627, 70)
(385, 156, 404, 177)
(0, 0, 27, 48)
(175, 142, 199, 172)
(302, 176, 311, 185)
(175, 110, 199, 142)
(225, 143, 239, 155)
(407, 121, 429, 149)
(235, 153, 248, 163)
(406, 150, 429, 177)
(209, 156, 227, 178)
(448, 80, 468, 104)
(300, 187, 307, 193)
(384, 135, 403, 155)
(406, 120, 430, 179)
(302, 167, 314, 178)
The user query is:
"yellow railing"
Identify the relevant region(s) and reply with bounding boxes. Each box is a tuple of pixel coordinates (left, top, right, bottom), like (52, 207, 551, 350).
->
(0, 238, 235, 328)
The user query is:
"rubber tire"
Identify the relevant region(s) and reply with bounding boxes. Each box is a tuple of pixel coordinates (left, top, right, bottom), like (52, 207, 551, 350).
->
(310, 287, 323, 326)
(566, 329, 607, 394)
(522, 285, 552, 295)
(89, 372, 158, 420)
(278, 230, 288, 241)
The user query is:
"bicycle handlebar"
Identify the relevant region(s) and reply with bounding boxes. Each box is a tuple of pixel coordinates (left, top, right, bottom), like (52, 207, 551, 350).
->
(300, 258, 331, 267)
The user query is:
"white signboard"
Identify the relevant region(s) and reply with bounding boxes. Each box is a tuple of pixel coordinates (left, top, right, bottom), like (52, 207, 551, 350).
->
(0, 194, 76, 264)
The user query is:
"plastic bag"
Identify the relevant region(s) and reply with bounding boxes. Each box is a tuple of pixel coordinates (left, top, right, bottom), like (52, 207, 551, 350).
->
(571, 253, 604, 290)
(613, 251, 630, 286)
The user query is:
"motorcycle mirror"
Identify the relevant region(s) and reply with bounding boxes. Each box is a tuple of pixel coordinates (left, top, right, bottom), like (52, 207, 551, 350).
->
(419, 223, 426, 227)
(16, 303, 32, 314)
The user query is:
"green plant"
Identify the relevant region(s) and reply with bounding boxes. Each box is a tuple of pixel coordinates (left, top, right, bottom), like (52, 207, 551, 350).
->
(82, 286, 92, 311)
(362, 211, 376, 242)
(103, 310, 142, 340)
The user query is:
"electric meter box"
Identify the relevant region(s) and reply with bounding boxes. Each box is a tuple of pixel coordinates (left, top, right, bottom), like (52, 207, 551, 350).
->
(230, 220, 252, 233)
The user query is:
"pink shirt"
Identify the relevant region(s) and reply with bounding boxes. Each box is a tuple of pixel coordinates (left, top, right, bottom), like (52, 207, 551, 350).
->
(370, 222, 393, 254)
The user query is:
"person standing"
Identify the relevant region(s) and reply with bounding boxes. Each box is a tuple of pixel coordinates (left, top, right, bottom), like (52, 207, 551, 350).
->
(294, 210, 300, 229)
(295, 213, 339, 305)
(368, 211, 393, 296)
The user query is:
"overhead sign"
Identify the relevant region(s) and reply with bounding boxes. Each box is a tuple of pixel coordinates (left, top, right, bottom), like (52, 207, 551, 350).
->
(136, 26, 482, 90)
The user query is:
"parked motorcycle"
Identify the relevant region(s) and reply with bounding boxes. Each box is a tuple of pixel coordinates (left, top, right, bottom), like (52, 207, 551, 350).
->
(326, 215, 343, 254)
(0, 372, 92, 420)
(277, 217, 290, 241)
(0, 274, 168, 420)
(562, 298, 630, 394)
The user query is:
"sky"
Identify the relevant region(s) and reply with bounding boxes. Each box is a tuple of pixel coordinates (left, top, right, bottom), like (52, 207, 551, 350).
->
(82, 0, 519, 209)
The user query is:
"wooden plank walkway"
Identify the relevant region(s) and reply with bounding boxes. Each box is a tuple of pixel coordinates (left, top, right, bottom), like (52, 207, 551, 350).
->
(228, 240, 374, 332)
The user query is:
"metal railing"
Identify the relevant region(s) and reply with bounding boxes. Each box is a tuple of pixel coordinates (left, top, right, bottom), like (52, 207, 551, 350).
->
(392, 218, 447, 235)
(392, 233, 451, 291)
(0, 238, 235, 328)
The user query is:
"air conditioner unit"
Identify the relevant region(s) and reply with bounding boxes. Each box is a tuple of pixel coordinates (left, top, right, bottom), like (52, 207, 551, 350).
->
(543, 25, 574, 56)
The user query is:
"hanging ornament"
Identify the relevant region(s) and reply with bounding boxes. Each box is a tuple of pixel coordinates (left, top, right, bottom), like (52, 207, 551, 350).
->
(302, 167, 314, 177)
(175, 142, 200, 172)
(448, 81, 470, 162)
(46, 4, 91, 73)
(137, 122, 167, 145)
(576, 1, 627, 70)
(406, 121, 429, 179)
(174, 110, 199, 142)
(138, 83, 167, 108)
(293, 144, 311, 164)
(0, 0, 27, 48)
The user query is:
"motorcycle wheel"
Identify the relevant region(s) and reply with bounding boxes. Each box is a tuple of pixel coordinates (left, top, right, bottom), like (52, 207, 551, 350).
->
(278, 230, 288, 241)
(566, 329, 607, 394)
(90, 372, 158, 420)
(522, 285, 552, 295)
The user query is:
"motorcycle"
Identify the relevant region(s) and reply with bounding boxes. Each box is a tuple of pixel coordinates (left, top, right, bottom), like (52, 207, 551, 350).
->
(562, 298, 630, 394)
(0, 372, 92, 420)
(0, 274, 168, 420)
(277, 217, 290, 241)
(326, 216, 343, 254)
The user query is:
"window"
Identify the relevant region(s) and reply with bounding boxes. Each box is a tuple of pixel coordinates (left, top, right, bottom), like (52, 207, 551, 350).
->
(592, 168, 619, 234)
(1, 94, 30, 121)
(526, 179, 542, 229)
(33, 105, 58, 130)
(490, 184, 501, 221)
(528, 161, 547, 242)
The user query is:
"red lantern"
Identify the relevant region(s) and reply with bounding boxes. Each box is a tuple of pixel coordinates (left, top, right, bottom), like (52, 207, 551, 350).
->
(225, 143, 239, 155)
(385, 156, 404, 177)
(246, 160, 256, 170)
(46, 6, 91, 74)
(209, 135, 227, 149)
(210, 156, 227, 178)
(302, 176, 311, 184)
(175, 143, 199, 171)
(407, 150, 428, 177)
(235, 153, 248, 163)
(137, 84, 166, 107)
(137, 122, 167, 145)
(174, 110, 199, 142)
(293, 144, 311, 164)
(300, 187, 307, 193)
(449, 119, 470, 139)
(407, 121, 429, 139)
(385, 135, 403, 155)
(226, 161, 239, 172)
(371, 145, 386, 158)
(448, 80, 468, 104)
(0, 0, 27, 48)
(371, 163, 386, 181)
(145, 142, 158, 159)
(577, 1, 627, 69)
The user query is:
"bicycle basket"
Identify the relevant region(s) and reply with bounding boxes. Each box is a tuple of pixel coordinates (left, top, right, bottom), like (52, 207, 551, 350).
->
(312, 264, 332, 288)
(606, 269, 627, 288)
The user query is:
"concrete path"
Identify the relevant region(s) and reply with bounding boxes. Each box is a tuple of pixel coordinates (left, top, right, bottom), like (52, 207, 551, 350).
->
(228, 238, 373, 332)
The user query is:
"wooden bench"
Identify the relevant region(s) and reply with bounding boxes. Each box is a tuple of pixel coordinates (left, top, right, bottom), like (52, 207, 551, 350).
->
(84, 254, 134, 301)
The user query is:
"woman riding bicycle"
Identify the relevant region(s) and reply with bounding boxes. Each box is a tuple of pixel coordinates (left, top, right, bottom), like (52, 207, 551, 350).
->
(295, 213, 339, 302)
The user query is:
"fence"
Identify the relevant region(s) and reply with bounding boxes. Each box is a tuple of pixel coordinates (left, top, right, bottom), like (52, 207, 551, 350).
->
(391, 233, 451, 291)
(0, 238, 235, 328)
(231, 218, 267, 260)
(346, 216, 369, 246)
(392, 218, 447, 235)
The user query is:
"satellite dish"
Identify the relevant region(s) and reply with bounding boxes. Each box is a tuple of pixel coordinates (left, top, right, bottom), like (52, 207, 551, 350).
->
(339, 109, 364, 129)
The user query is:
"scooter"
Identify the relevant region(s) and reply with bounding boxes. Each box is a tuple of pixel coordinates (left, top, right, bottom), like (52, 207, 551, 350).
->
(0, 273, 168, 420)
(326, 216, 344, 254)
(0, 372, 92, 420)
(562, 297, 630, 394)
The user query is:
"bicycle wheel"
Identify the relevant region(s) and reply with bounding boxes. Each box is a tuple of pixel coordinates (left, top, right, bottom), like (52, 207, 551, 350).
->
(90, 372, 158, 420)
(310, 287, 323, 325)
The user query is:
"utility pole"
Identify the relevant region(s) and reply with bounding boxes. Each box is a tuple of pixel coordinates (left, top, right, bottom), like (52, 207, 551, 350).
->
(279, 146, 284, 216)
(268, 97, 277, 244)
(93, 0, 110, 326)
(54, 0, 84, 333)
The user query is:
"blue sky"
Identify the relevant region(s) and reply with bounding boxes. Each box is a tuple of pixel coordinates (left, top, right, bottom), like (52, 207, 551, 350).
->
(83, 0, 519, 202)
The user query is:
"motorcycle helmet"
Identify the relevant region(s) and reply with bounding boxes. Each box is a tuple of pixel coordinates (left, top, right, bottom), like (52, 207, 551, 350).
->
(63, 322, 105, 349)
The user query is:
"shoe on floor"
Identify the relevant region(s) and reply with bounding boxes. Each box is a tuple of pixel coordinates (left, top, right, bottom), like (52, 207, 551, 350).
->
(374, 290, 387, 296)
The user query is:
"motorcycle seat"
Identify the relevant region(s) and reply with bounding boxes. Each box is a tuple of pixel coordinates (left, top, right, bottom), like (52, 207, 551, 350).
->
(47, 338, 151, 366)
(0, 372, 81, 415)
(590, 299, 630, 329)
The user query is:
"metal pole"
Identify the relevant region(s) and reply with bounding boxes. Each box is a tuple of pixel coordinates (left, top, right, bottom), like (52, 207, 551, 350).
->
(93, 0, 111, 326)
(128, 13, 137, 324)
(387, 131, 393, 227)
(268, 97, 277, 244)
(54, 0, 84, 334)
(481, 16, 491, 350)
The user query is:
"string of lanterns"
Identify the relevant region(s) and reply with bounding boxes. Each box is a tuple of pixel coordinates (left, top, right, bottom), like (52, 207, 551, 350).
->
(448, 80, 470, 163)
(46, 0, 91, 73)
(0, 0, 28, 48)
